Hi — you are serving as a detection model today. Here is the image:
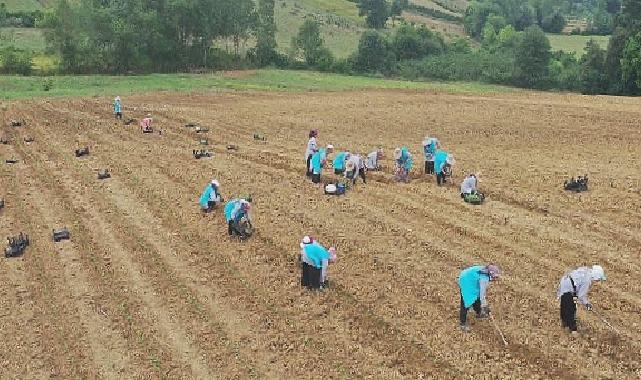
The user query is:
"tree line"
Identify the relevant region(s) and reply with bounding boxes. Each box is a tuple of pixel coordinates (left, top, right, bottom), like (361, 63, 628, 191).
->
(3, 0, 641, 96)
(44, 0, 277, 73)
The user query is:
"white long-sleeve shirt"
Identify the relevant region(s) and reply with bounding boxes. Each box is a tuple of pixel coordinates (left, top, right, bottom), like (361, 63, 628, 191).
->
(557, 267, 593, 305)
(349, 155, 364, 171)
(305, 137, 317, 159)
(366, 151, 379, 170)
(460, 176, 477, 194)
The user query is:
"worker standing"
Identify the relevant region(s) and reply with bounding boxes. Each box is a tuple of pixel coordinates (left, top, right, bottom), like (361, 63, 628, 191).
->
(305, 130, 318, 177)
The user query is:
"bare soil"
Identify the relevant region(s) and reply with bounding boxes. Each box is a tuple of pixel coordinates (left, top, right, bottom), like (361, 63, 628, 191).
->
(1, 89, 640, 379)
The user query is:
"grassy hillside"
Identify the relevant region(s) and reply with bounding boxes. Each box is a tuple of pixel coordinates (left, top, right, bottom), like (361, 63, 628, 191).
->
(0, 0, 469, 66)
(276, 0, 469, 57)
(547, 34, 610, 56)
(2, 0, 44, 11)
(276, 0, 363, 58)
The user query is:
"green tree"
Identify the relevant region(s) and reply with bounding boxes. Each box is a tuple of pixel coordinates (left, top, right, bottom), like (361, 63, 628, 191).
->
(390, 0, 408, 26)
(621, 31, 641, 89)
(513, 25, 551, 87)
(256, 0, 277, 65)
(0, 47, 33, 75)
(580, 39, 608, 94)
(391, 24, 443, 60)
(291, 19, 332, 67)
(358, 0, 390, 29)
(0, 3, 6, 25)
(541, 12, 565, 33)
(355, 31, 390, 72)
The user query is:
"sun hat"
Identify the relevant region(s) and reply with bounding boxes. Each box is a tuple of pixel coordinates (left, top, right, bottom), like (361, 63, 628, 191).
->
(591, 265, 606, 281)
(484, 264, 501, 280)
(211, 179, 220, 187)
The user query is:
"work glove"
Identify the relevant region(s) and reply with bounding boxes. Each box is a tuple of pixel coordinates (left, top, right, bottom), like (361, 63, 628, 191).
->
(585, 303, 593, 311)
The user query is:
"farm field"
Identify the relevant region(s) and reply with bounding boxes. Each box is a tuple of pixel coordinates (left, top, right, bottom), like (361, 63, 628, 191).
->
(1, 85, 641, 379)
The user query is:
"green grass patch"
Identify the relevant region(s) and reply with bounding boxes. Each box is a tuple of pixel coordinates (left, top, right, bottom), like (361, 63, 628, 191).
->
(0, 69, 514, 100)
(0, 27, 47, 52)
(547, 34, 610, 56)
(1, 0, 43, 12)
(0, 27, 57, 71)
(297, 0, 360, 22)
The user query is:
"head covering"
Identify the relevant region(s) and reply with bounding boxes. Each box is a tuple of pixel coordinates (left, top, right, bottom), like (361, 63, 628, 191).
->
(300, 235, 313, 248)
(239, 193, 252, 202)
(591, 265, 606, 281)
(146, 113, 152, 117)
(115, 96, 121, 101)
(211, 179, 220, 187)
(484, 264, 500, 280)
(326, 144, 334, 151)
(394, 148, 402, 160)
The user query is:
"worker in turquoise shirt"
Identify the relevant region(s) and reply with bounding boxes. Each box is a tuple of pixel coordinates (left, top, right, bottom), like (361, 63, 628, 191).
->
(458, 264, 500, 332)
(310, 145, 332, 184)
(434, 149, 449, 186)
(113, 96, 122, 120)
(332, 151, 349, 175)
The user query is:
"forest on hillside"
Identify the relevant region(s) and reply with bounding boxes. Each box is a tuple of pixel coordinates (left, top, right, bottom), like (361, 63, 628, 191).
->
(1, 0, 641, 95)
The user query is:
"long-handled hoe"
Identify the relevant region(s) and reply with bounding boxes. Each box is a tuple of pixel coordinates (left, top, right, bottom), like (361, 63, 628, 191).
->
(490, 313, 509, 346)
(592, 309, 620, 335)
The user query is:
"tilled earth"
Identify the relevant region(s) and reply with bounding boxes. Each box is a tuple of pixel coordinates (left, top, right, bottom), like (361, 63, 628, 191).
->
(1, 89, 640, 379)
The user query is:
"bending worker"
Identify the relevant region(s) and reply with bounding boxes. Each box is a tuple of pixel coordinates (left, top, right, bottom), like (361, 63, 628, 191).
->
(393, 147, 413, 183)
(366, 148, 383, 171)
(199, 179, 222, 212)
(422, 136, 439, 174)
(458, 264, 500, 332)
(333, 151, 350, 175)
(224, 197, 252, 239)
(557, 265, 606, 334)
(300, 237, 337, 290)
(460, 174, 478, 197)
(434, 149, 450, 186)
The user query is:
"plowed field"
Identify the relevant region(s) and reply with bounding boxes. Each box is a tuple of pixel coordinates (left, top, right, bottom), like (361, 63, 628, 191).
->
(1, 90, 641, 379)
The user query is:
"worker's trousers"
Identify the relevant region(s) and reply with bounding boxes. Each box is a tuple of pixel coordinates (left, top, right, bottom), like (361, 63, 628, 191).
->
(560, 292, 577, 331)
(425, 161, 434, 174)
(459, 294, 482, 325)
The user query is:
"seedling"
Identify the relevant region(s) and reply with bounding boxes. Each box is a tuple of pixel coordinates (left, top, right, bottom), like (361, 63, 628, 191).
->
(98, 169, 111, 180)
(192, 149, 212, 159)
(75, 147, 90, 157)
(5, 233, 29, 258)
(52, 227, 71, 242)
